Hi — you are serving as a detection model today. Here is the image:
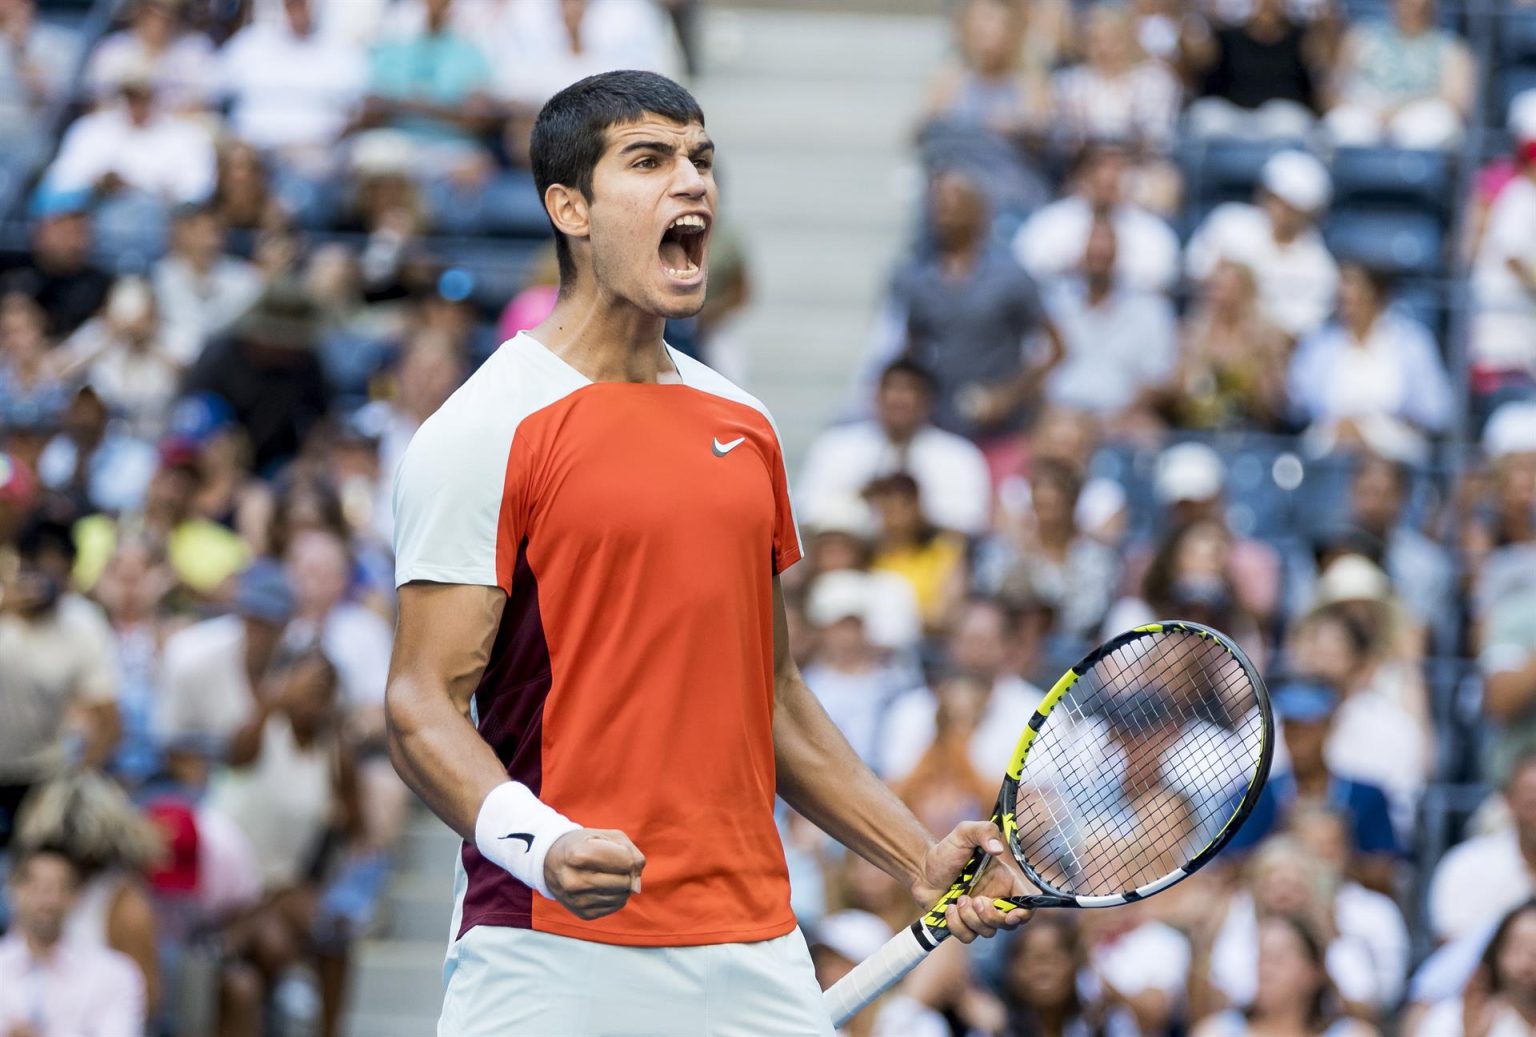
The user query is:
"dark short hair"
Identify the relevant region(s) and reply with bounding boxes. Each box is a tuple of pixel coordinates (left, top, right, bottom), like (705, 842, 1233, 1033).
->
(9, 843, 85, 885)
(878, 358, 937, 395)
(530, 70, 705, 286)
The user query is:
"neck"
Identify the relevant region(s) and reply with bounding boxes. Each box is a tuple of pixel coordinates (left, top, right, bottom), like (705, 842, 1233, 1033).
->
(531, 289, 674, 383)
(883, 423, 917, 447)
(23, 930, 60, 960)
(1293, 766, 1328, 796)
(1086, 276, 1113, 303)
(1347, 313, 1376, 340)
(1519, 830, 1536, 868)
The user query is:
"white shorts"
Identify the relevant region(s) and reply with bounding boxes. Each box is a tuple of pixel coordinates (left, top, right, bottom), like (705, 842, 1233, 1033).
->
(437, 924, 835, 1037)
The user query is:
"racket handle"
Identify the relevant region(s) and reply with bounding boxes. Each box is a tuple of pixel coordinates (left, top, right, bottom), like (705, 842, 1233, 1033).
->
(824, 922, 935, 1028)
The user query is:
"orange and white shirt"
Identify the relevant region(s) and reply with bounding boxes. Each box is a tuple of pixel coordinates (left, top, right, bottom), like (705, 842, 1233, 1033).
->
(393, 332, 802, 947)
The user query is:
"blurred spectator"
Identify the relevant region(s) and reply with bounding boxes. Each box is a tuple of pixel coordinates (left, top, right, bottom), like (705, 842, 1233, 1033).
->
(883, 598, 1044, 783)
(864, 472, 967, 635)
(976, 456, 1120, 640)
(218, 0, 366, 171)
(1418, 900, 1536, 1037)
(808, 910, 949, 1037)
(83, 0, 215, 112)
(1480, 562, 1536, 783)
(0, 519, 120, 849)
(364, 330, 463, 544)
(91, 532, 173, 789)
(1342, 453, 1452, 638)
(1187, 150, 1339, 339)
(1000, 912, 1143, 1036)
(208, 648, 361, 1037)
(15, 773, 165, 1012)
(0, 0, 79, 150)
(0, 846, 146, 1036)
(892, 674, 995, 836)
(1288, 264, 1452, 463)
(0, 448, 36, 545)
(1012, 144, 1182, 295)
(0, 189, 111, 338)
(73, 441, 248, 596)
(1080, 902, 1194, 1035)
(36, 385, 159, 515)
(1041, 218, 1178, 433)
(1429, 755, 1536, 943)
(185, 278, 332, 475)
(497, 245, 561, 341)
(884, 168, 1064, 440)
(152, 203, 263, 353)
(1184, 0, 1321, 139)
(1290, 596, 1430, 837)
(1470, 126, 1536, 387)
(802, 570, 908, 772)
(45, 70, 217, 205)
(284, 527, 390, 729)
(1324, 0, 1472, 150)
(1197, 913, 1377, 1037)
(921, 0, 1048, 140)
(798, 360, 993, 538)
(354, 0, 496, 180)
(1227, 681, 1400, 893)
(1463, 403, 1536, 617)
(1052, 5, 1181, 153)
(797, 497, 923, 655)
(0, 288, 68, 429)
(990, 405, 1131, 548)
(155, 560, 290, 787)
(211, 140, 276, 233)
(1163, 259, 1291, 431)
(54, 276, 196, 439)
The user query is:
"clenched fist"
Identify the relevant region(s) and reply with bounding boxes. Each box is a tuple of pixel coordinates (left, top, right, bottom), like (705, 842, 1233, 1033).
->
(544, 828, 646, 920)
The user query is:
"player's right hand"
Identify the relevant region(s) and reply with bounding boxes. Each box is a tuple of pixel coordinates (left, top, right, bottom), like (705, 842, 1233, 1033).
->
(544, 828, 646, 920)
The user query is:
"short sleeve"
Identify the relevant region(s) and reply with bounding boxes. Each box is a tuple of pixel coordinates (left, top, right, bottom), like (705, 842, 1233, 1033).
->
(768, 431, 802, 574)
(392, 409, 516, 591)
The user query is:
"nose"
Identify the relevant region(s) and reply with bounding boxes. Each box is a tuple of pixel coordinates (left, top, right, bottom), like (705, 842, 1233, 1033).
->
(670, 155, 708, 199)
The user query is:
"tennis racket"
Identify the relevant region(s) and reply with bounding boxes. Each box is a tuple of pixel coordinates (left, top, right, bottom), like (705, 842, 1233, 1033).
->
(824, 620, 1273, 1027)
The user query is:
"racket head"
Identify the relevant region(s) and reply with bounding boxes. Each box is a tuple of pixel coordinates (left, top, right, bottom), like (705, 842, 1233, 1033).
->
(999, 620, 1273, 908)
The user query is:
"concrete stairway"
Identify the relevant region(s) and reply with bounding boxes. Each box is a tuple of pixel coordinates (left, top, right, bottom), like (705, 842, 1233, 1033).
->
(339, 8, 946, 1032)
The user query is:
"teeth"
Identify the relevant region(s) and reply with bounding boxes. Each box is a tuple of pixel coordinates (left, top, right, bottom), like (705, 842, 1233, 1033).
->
(665, 261, 700, 278)
(668, 214, 707, 231)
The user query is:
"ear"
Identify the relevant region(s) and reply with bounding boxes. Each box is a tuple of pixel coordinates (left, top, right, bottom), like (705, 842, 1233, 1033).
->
(544, 183, 590, 242)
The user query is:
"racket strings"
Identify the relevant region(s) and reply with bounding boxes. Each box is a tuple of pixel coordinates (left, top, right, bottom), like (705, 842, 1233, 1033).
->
(1012, 631, 1265, 897)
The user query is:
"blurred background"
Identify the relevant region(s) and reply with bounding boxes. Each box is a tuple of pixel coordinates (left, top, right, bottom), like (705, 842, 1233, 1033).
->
(0, 0, 1533, 1034)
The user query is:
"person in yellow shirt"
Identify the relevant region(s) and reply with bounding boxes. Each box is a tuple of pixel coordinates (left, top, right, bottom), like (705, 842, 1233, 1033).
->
(864, 472, 968, 635)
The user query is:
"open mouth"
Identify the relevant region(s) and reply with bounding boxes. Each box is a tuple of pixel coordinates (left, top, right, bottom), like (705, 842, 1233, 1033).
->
(658, 213, 709, 284)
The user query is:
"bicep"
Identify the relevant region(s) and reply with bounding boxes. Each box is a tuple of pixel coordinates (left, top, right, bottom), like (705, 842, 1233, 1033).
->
(771, 574, 795, 697)
(388, 582, 506, 718)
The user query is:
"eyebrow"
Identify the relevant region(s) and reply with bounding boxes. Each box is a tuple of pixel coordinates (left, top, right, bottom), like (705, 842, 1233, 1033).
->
(617, 138, 716, 158)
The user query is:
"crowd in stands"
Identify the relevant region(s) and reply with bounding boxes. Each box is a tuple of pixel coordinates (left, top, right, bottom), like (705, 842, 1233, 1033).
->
(0, 0, 1531, 1035)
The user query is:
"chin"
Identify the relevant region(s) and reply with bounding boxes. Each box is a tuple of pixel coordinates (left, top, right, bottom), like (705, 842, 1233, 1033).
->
(652, 282, 708, 321)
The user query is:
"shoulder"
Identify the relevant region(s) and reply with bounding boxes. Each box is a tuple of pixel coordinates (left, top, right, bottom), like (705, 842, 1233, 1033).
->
(58, 593, 111, 636)
(1437, 828, 1518, 877)
(671, 348, 785, 441)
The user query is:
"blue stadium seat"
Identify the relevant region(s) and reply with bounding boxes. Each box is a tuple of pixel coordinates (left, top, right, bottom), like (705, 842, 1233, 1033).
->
(1185, 140, 1288, 207)
(480, 171, 550, 238)
(1330, 147, 1453, 217)
(444, 239, 544, 316)
(1502, 10, 1536, 63)
(1324, 210, 1444, 276)
(1494, 64, 1536, 128)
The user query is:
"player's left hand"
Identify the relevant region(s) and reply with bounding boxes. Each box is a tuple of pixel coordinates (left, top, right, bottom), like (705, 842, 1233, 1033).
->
(912, 821, 1032, 944)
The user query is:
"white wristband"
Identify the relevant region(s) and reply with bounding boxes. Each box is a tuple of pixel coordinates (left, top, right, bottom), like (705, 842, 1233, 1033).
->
(473, 781, 581, 899)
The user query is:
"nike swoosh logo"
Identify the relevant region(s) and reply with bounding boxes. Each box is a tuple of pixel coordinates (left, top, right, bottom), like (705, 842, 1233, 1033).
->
(712, 436, 746, 457)
(498, 832, 535, 851)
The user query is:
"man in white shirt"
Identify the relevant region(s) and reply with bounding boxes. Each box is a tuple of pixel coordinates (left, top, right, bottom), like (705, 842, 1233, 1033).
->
(45, 71, 216, 204)
(1428, 753, 1536, 942)
(1043, 219, 1178, 424)
(1471, 138, 1536, 378)
(1013, 144, 1181, 295)
(0, 847, 145, 1037)
(218, 0, 365, 171)
(151, 203, 263, 354)
(882, 598, 1044, 783)
(797, 359, 993, 537)
(155, 560, 292, 783)
(1186, 149, 1340, 339)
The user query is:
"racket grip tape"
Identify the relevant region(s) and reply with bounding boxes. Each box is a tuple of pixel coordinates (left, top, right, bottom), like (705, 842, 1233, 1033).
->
(823, 921, 935, 1028)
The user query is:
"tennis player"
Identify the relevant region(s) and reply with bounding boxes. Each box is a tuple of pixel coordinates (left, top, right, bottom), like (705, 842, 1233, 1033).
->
(385, 70, 1027, 1036)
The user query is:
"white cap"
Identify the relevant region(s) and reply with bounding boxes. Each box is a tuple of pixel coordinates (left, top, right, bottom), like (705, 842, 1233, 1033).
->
(1511, 88, 1536, 142)
(1314, 554, 1393, 607)
(812, 910, 893, 964)
(806, 495, 876, 540)
(350, 130, 415, 176)
(1155, 442, 1225, 503)
(1262, 150, 1332, 213)
(1484, 401, 1536, 459)
(807, 570, 875, 628)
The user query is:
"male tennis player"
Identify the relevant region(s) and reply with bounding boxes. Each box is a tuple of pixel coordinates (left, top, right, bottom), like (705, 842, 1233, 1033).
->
(386, 70, 1027, 1036)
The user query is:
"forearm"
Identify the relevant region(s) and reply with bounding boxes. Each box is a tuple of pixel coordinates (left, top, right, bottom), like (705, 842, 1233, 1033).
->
(384, 671, 515, 841)
(774, 671, 933, 890)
